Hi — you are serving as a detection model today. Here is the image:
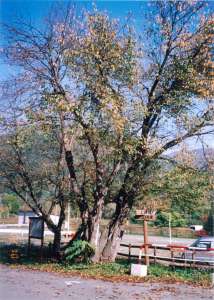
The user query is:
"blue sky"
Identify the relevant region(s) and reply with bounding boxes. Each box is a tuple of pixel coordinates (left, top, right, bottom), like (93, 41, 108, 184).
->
(0, 1, 145, 25)
(0, 1, 146, 78)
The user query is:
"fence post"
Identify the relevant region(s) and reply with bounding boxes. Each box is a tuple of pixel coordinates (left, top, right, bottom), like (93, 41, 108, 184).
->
(171, 247, 175, 269)
(192, 251, 195, 268)
(138, 246, 142, 264)
(128, 244, 131, 263)
(184, 250, 186, 269)
(154, 246, 157, 265)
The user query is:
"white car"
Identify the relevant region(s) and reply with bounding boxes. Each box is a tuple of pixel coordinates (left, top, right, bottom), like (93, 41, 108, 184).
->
(189, 225, 203, 231)
(184, 236, 214, 265)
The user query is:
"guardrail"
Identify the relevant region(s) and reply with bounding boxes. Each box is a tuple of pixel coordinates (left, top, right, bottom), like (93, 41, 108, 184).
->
(118, 243, 214, 268)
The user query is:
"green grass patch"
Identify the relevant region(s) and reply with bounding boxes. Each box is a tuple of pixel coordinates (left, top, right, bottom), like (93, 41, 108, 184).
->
(148, 264, 211, 286)
(64, 260, 130, 277)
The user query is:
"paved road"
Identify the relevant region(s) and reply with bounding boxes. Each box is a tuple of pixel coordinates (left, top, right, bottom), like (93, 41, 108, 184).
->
(0, 226, 196, 260)
(122, 234, 195, 246)
(0, 226, 195, 245)
(120, 234, 195, 258)
(0, 264, 213, 300)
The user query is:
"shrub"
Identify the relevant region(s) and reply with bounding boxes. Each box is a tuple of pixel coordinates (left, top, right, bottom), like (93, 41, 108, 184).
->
(154, 211, 187, 227)
(1, 194, 20, 215)
(65, 240, 95, 264)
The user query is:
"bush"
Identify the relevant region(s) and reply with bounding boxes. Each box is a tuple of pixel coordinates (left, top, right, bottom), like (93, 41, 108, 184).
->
(65, 240, 95, 264)
(154, 211, 187, 227)
(0, 208, 9, 218)
(1, 194, 20, 215)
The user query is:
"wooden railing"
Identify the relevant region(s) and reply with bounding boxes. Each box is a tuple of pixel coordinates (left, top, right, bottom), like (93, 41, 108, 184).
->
(118, 243, 214, 268)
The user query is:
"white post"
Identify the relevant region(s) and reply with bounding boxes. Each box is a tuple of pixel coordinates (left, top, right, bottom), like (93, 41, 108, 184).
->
(139, 248, 142, 262)
(95, 223, 100, 247)
(169, 213, 172, 244)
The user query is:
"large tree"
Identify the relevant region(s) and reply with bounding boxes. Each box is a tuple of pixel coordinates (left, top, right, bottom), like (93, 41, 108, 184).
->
(0, 1, 213, 261)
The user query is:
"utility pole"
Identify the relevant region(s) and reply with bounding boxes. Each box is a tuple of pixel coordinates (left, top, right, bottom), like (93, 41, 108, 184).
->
(169, 212, 172, 244)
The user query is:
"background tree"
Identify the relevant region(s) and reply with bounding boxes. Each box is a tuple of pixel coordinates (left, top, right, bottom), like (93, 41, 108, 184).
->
(205, 197, 214, 236)
(1, 193, 20, 215)
(128, 143, 212, 227)
(0, 113, 69, 256)
(202, 145, 214, 235)
(152, 169, 210, 226)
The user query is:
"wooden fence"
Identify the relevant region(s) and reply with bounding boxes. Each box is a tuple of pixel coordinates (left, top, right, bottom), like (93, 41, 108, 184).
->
(118, 243, 214, 268)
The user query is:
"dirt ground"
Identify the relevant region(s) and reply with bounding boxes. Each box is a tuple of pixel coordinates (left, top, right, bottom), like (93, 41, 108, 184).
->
(0, 264, 213, 300)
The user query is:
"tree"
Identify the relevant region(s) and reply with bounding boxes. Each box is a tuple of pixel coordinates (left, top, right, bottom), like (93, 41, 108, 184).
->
(202, 146, 214, 235)
(144, 165, 210, 218)
(0, 1, 213, 261)
(154, 211, 187, 227)
(0, 115, 69, 257)
(1, 193, 20, 215)
(128, 143, 212, 226)
(205, 197, 214, 235)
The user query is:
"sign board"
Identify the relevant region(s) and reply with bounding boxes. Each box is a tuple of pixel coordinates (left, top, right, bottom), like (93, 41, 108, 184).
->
(135, 209, 156, 221)
(29, 217, 44, 239)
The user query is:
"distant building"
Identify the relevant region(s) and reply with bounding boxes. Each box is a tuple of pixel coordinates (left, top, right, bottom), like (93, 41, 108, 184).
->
(17, 204, 66, 228)
(18, 208, 37, 225)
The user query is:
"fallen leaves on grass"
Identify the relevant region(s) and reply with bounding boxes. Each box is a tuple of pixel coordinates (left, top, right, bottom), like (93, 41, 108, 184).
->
(6, 261, 212, 288)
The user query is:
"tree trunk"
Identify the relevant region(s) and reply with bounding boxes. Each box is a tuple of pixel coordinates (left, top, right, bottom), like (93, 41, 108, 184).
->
(53, 199, 66, 259)
(101, 201, 131, 262)
(101, 220, 121, 261)
(101, 162, 144, 261)
(48, 205, 65, 259)
(88, 194, 105, 262)
(53, 229, 61, 259)
(88, 217, 101, 262)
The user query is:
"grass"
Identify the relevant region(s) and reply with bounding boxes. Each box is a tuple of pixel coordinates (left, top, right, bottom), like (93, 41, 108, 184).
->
(0, 242, 212, 287)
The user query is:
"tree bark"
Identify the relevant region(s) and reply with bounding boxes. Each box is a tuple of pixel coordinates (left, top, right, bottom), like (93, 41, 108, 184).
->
(53, 229, 61, 259)
(101, 201, 130, 261)
(87, 192, 106, 261)
(44, 201, 65, 259)
(101, 220, 121, 261)
(101, 158, 150, 261)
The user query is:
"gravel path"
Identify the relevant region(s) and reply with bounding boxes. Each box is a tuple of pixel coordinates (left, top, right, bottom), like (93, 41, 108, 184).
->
(0, 264, 213, 300)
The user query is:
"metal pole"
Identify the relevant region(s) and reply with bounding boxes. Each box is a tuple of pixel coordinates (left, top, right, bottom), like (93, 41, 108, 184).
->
(143, 219, 149, 266)
(27, 220, 31, 257)
(169, 213, 172, 244)
(40, 236, 44, 262)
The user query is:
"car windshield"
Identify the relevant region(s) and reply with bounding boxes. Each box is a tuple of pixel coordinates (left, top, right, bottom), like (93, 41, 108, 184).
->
(191, 239, 200, 247)
(191, 239, 212, 249)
